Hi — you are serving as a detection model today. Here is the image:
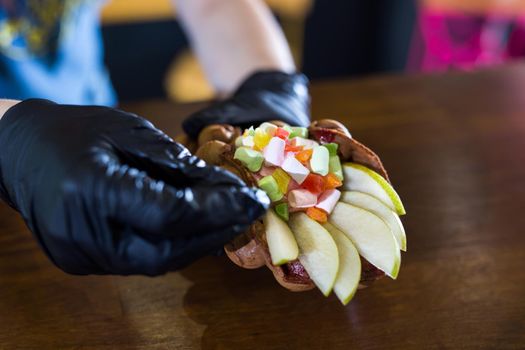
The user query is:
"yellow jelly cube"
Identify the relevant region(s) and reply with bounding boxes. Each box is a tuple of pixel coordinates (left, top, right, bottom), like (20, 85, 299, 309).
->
(254, 130, 271, 151)
(272, 168, 291, 194)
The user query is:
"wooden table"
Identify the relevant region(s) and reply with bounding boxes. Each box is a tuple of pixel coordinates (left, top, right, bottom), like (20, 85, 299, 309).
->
(2, 65, 525, 349)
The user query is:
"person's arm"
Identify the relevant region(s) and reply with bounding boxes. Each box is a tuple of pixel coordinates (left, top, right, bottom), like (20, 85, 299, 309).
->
(0, 99, 268, 275)
(0, 100, 20, 120)
(174, 0, 295, 95)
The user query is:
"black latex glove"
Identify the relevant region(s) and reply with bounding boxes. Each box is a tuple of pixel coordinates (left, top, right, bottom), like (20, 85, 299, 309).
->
(183, 70, 310, 139)
(0, 99, 269, 276)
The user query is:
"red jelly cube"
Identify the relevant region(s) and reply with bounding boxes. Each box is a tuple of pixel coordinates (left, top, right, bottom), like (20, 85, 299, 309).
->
(275, 127, 291, 139)
(301, 173, 325, 195)
(285, 142, 303, 153)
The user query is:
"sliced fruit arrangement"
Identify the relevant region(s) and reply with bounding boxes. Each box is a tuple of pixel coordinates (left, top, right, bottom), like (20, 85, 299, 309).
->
(194, 119, 406, 305)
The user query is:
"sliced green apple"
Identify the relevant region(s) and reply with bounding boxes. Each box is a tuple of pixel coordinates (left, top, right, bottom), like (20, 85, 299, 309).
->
(340, 191, 407, 251)
(323, 222, 361, 305)
(342, 163, 406, 215)
(263, 209, 299, 266)
(288, 213, 339, 296)
(329, 202, 401, 279)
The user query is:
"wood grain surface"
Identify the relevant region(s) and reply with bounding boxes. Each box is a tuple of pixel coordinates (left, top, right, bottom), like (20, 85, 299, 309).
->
(2, 65, 525, 349)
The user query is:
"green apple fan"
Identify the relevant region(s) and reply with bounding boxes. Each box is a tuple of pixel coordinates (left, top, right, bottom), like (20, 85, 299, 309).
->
(194, 119, 407, 305)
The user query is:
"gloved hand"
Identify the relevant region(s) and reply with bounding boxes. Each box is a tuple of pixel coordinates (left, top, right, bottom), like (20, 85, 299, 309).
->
(182, 70, 310, 139)
(0, 99, 269, 275)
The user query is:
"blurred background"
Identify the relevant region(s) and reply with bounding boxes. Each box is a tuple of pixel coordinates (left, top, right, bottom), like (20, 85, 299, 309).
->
(100, 0, 525, 102)
(3, 0, 525, 103)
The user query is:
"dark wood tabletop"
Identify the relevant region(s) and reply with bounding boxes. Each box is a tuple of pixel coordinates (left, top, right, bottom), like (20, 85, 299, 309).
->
(1, 64, 525, 350)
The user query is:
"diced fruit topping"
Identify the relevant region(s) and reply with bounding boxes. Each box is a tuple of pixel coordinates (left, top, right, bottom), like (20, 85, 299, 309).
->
(295, 148, 313, 164)
(323, 143, 339, 156)
(274, 203, 289, 221)
(233, 147, 264, 172)
(289, 126, 308, 139)
(275, 127, 291, 139)
(292, 137, 319, 149)
(281, 154, 310, 184)
(285, 142, 303, 153)
(315, 189, 341, 214)
(254, 130, 272, 150)
(258, 175, 283, 202)
(306, 207, 328, 223)
(235, 122, 351, 222)
(301, 173, 325, 195)
(259, 122, 278, 136)
(310, 146, 330, 176)
(241, 135, 255, 148)
(272, 168, 291, 194)
(329, 155, 344, 181)
(243, 126, 255, 137)
(324, 173, 343, 189)
(288, 189, 318, 209)
(263, 137, 286, 166)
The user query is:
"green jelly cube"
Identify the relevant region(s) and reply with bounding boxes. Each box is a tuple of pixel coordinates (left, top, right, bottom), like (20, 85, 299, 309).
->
(323, 143, 339, 156)
(246, 126, 255, 136)
(289, 127, 308, 139)
(258, 176, 283, 202)
(329, 155, 344, 181)
(274, 203, 289, 221)
(234, 147, 264, 172)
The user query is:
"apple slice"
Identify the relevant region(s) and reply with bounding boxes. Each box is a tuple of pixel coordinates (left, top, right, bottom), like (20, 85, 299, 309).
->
(340, 191, 407, 251)
(263, 209, 299, 265)
(288, 213, 339, 296)
(323, 222, 361, 305)
(342, 163, 406, 215)
(329, 202, 401, 279)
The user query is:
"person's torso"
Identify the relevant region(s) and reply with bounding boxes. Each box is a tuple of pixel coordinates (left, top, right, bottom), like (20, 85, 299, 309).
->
(0, 0, 116, 105)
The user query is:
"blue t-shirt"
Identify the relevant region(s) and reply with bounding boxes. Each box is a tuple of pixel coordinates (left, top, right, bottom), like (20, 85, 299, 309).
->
(0, 0, 116, 105)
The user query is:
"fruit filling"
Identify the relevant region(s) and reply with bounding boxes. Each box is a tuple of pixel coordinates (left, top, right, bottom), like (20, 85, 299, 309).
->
(234, 122, 344, 223)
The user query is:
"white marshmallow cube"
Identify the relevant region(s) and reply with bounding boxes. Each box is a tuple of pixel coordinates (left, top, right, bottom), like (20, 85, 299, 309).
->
(281, 154, 310, 184)
(292, 137, 319, 149)
(288, 189, 318, 209)
(263, 137, 286, 166)
(315, 189, 341, 214)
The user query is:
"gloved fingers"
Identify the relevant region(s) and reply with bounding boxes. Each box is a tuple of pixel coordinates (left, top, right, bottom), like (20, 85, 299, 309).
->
(99, 221, 250, 275)
(88, 152, 269, 239)
(182, 71, 311, 139)
(109, 121, 247, 188)
(182, 100, 272, 139)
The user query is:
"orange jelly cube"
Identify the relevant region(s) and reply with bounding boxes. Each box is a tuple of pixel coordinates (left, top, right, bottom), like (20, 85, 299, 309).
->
(324, 173, 343, 189)
(295, 148, 313, 163)
(306, 207, 328, 223)
(301, 173, 325, 195)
